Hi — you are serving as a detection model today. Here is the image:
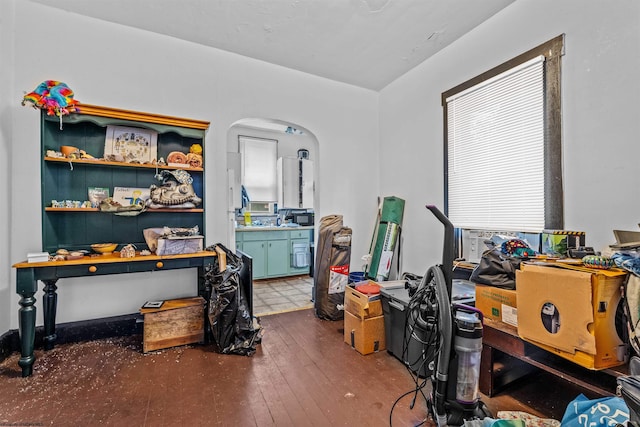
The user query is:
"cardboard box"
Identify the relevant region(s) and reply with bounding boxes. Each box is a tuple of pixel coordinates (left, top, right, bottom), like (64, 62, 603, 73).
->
(140, 296, 205, 353)
(541, 230, 585, 256)
(156, 236, 204, 256)
(475, 285, 518, 327)
(516, 263, 627, 369)
(343, 311, 386, 355)
(344, 284, 383, 319)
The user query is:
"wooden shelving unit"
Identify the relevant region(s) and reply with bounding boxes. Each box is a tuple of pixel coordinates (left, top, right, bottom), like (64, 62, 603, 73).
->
(41, 104, 209, 253)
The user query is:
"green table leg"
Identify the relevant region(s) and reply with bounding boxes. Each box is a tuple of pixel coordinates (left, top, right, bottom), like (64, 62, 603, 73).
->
(42, 279, 58, 351)
(18, 291, 36, 377)
(16, 269, 37, 377)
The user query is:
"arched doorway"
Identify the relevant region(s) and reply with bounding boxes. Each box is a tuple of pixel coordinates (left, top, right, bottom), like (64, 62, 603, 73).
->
(226, 118, 319, 316)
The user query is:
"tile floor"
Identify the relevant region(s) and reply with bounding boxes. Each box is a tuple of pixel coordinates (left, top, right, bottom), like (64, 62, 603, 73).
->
(252, 274, 314, 316)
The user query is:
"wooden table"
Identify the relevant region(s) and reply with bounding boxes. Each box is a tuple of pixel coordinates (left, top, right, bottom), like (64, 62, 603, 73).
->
(12, 251, 217, 377)
(480, 318, 627, 398)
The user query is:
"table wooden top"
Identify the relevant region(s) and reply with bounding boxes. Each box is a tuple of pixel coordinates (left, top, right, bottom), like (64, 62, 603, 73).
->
(13, 250, 216, 269)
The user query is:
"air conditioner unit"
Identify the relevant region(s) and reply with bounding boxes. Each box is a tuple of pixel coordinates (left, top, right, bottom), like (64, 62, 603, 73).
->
(461, 229, 541, 263)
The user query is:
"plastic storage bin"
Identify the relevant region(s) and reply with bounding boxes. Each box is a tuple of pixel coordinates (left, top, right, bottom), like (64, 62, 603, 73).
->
(348, 271, 365, 283)
(380, 279, 476, 378)
(380, 286, 430, 377)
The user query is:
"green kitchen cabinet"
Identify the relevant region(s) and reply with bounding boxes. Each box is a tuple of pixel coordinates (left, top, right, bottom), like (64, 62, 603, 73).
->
(266, 239, 289, 277)
(242, 240, 267, 278)
(238, 230, 288, 279)
(236, 228, 311, 279)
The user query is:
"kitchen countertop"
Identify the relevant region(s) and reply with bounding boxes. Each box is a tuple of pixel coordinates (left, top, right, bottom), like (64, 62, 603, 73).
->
(236, 225, 314, 232)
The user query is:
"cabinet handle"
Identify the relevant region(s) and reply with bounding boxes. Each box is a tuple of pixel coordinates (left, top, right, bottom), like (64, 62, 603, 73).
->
(88, 266, 97, 273)
(156, 262, 164, 269)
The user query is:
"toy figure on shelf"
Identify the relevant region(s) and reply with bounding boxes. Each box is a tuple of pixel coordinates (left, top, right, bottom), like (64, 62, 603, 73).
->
(120, 244, 136, 258)
(147, 169, 202, 209)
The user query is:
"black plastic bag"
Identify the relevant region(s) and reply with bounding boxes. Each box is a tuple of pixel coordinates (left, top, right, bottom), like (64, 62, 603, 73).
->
(313, 215, 352, 321)
(205, 244, 262, 356)
(469, 248, 522, 289)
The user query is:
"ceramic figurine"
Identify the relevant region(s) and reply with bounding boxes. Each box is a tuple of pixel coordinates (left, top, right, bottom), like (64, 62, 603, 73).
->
(147, 170, 202, 208)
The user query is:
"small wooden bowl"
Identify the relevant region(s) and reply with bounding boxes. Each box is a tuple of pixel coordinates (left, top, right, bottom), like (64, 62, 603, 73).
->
(91, 243, 118, 255)
(60, 146, 79, 157)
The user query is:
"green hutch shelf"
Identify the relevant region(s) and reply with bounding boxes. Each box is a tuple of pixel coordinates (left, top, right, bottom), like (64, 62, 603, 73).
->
(40, 104, 209, 253)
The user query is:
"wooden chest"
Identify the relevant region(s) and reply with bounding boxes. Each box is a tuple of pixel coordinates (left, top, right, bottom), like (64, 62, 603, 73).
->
(140, 296, 206, 353)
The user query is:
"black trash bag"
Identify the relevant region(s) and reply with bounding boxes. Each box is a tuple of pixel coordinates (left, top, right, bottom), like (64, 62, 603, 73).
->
(469, 248, 522, 289)
(205, 244, 262, 356)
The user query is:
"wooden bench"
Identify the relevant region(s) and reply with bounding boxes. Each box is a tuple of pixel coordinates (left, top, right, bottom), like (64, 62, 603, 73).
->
(480, 318, 628, 398)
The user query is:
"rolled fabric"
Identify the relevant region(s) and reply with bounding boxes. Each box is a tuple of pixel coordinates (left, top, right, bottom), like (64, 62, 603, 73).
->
(167, 151, 188, 164)
(186, 153, 203, 168)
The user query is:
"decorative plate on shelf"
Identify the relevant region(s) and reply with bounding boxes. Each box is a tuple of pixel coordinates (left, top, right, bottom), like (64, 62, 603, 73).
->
(104, 125, 157, 164)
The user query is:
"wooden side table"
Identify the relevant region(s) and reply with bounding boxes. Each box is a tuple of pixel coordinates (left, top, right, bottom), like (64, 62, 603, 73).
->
(13, 251, 217, 377)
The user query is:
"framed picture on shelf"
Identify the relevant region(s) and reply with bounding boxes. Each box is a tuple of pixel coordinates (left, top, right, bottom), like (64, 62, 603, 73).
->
(87, 187, 110, 208)
(104, 125, 157, 164)
(113, 187, 150, 207)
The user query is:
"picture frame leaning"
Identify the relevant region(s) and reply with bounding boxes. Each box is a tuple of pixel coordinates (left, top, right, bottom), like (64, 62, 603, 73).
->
(104, 125, 158, 164)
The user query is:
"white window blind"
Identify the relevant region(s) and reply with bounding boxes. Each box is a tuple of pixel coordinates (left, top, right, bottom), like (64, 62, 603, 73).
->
(240, 136, 278, 202)
(446, 56, 545, 231)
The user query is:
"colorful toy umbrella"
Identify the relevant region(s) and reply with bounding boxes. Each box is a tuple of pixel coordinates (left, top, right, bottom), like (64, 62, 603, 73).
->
(22, 80, 79, 128)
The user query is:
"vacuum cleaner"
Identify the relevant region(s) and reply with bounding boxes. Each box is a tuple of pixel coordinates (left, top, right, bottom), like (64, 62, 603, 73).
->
(410, 205, 492, 426)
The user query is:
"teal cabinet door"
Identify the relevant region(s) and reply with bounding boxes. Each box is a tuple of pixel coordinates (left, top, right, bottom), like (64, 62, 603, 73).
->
(236, 229, 312, 279)
(242, 241, 266, 279)
(267, 239, 289, 277)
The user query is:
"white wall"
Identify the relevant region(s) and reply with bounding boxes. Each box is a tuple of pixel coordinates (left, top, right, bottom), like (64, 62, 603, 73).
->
(7, 0, 635, 336)
(4, 1, 379, 331)
(228, 124, 318, 161)
(379, 0, 640, 275)
(0, 1, 16, 336)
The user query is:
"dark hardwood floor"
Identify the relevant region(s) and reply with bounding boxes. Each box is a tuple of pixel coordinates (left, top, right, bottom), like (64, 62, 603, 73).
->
(0, 309, 583, 426)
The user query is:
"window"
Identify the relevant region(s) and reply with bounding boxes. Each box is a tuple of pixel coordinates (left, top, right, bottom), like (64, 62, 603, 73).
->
(443, 35, 564, 231)
(239, 136, 278, 202)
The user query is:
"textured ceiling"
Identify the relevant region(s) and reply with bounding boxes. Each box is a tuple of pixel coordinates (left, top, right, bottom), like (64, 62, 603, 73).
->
(30, 0, 514, 90)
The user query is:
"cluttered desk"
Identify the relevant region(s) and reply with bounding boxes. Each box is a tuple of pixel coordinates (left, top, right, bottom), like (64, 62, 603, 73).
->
(456, 228, 636, 400)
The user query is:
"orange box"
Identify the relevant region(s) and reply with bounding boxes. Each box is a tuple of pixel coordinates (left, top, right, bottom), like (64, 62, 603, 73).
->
(344, 311, 385, 355)
(516, 263, 627, 369)
(344, 284, 383, 319)
(475, 285, 518, 327)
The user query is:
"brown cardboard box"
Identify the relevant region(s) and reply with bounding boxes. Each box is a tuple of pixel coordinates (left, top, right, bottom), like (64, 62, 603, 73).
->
(140, 296, 205, 353)
(344, 284, 383, 319)
(475, 285, 518, 327)
(516, 263, 627, 369)
(343, 311, 386, 355)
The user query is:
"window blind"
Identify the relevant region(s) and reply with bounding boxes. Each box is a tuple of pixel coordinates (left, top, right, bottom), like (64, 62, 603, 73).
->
(239, 136, 278, 202)
(446, 56, 545, 231)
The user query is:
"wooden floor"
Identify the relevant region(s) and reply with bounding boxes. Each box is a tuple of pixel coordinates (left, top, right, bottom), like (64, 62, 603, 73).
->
(0, 309, 582, 426)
